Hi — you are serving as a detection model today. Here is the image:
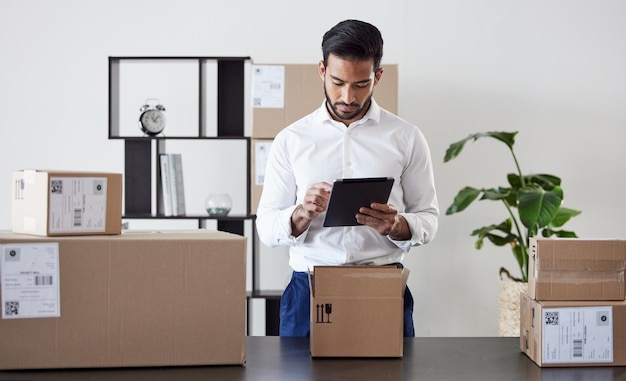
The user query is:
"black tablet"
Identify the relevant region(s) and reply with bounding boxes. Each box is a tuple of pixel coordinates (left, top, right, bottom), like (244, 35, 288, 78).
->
(323, 177, 395, 227)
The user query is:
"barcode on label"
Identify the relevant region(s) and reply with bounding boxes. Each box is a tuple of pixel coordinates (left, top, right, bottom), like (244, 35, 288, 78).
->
(73, 208, 82, 227)
(35, 275, 53, 286)
(573, 339, 583, 358)
(253, 97, 262, 106)
(545, 311, 559, 326)
(5, 301, 19, 316)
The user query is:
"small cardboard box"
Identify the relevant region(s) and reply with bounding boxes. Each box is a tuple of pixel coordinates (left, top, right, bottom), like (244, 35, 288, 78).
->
(528, 238, 626, 301)
(11, 170, 123, 236)
(0, 230, 247, 369)
(252, 64, 398, 139)
(520, 292, 626, 367)
(309, 266, 406, 357)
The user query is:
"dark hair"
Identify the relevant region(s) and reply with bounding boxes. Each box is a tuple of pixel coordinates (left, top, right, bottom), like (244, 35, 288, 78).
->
(321, 20, 384, 72)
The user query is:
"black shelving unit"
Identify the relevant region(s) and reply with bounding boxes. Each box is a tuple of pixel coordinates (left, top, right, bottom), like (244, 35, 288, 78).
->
(108, 56, 280, 335)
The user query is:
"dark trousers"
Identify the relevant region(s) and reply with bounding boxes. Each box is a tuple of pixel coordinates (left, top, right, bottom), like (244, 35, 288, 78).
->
(279, 271, 415, 337)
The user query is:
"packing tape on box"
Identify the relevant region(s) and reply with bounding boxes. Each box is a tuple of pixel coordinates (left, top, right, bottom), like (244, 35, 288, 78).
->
(22, 169, 36, 184)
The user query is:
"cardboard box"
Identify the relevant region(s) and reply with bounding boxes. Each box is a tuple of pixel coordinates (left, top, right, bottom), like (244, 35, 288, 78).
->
(520, 292, 626, 367)
(0, 230, 247, 369)
(528, 238, 626, 301)
(309, 266, 406, 357)
(252, 64, 398, 138)
(11, 170, 123, 236)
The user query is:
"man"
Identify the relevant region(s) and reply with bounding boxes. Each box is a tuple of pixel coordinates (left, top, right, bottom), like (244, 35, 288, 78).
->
(256, 19, 439, 337)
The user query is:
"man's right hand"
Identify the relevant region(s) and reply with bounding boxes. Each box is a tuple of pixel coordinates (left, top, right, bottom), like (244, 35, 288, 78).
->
(290, 182, 332, 236)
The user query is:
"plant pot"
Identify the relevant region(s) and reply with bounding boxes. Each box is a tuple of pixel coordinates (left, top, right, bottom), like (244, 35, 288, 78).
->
(498, 268, 528, 337)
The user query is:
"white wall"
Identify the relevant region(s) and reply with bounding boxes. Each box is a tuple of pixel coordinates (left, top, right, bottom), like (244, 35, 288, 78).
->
(1, 0, 625, 336)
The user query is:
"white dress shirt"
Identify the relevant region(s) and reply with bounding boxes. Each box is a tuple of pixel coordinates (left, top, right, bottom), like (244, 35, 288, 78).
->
(256, 99, 439, 272)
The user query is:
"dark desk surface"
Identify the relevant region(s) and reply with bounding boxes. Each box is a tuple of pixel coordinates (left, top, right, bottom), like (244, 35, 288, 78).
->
(1, 337, 625, 380)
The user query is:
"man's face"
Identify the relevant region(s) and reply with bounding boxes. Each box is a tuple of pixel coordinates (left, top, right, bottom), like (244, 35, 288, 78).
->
(319, 54, 383, 126)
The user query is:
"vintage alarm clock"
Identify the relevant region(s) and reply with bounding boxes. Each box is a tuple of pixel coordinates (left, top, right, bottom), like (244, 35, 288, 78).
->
(138, 98, 166, 136)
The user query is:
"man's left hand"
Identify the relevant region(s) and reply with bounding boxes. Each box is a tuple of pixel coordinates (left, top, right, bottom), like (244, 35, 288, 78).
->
(356, 203, 410, 240)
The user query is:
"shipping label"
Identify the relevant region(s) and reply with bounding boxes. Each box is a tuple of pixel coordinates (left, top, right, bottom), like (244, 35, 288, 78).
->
(1, 243, 60, 319)
(542, 306, 613, 364)
(49, 177, 107, 233)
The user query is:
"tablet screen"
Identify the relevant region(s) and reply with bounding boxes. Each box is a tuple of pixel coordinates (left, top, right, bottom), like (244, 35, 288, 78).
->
(322, 177, 394, 227)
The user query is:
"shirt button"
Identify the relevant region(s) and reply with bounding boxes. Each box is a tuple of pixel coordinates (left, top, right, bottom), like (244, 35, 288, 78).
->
(349, 255, 355, 261)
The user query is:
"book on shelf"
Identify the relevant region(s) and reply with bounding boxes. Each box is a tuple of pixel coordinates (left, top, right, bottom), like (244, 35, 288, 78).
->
(170, 153, 186, 216)
(159, 153, 186, 216)
(159, 153, 173, 216)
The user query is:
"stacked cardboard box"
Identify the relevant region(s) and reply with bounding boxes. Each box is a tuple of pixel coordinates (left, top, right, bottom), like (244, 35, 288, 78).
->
(0, 231, 247, 369)
(11, 170, 123, 236)
(520, 238, 626, 367)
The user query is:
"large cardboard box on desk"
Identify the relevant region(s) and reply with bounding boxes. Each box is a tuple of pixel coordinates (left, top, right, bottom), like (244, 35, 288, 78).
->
(11, 170, 123, 236)
(520, 292, 626, 367)
(310, 266, 406, 357)
(0, 230, 247, 369)
(528, 238, 626, 301)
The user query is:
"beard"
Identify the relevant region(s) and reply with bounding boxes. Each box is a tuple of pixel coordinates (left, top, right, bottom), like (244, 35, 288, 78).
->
(324, 85, 373, 122)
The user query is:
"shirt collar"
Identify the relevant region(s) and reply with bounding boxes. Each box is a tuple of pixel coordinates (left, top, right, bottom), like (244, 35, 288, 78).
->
(316, 98, 381, 127)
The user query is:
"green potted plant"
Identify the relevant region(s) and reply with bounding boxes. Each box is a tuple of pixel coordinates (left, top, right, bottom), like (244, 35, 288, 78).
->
(443, 131, 582, 335)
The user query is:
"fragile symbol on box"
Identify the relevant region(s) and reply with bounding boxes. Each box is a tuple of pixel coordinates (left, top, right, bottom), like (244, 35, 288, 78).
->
(315, 303, 332, 323)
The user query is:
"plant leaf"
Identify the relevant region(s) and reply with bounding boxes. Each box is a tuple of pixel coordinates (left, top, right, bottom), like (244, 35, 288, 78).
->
(485, 233, 518, 246)
(471, 220, 512, 237)
(528, 174, 562, 189)
(481, 187, 509, 201)
(443, 131, 518, 162)
(481, 131, 518, 148)
(472, 219, 513, 235)
(542, 228, 579, 238)
(518, 185, 563, 229)
(443, 138, 470, 163)
(511, 243, 528, 282)
(446, 187, 481, 215)
(550, 207, 582, 228)
(508, 173, 561, 190)
(470, 220, 516, 249)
